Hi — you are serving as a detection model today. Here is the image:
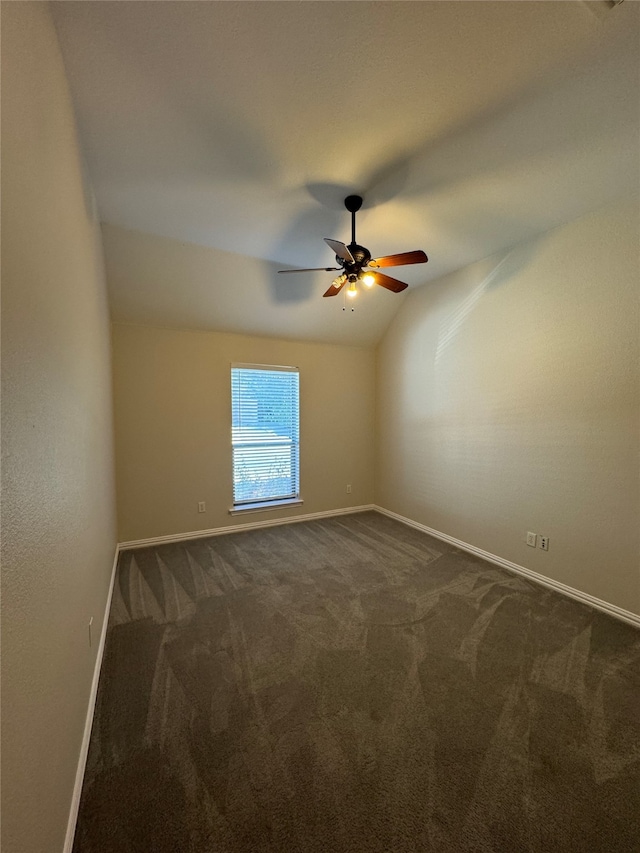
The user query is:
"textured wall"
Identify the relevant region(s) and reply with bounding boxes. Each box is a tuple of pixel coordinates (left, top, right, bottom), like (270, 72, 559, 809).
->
(112, 324, 375, 541)
(376, 196, 640, 615)
(1, 4, 117, 852)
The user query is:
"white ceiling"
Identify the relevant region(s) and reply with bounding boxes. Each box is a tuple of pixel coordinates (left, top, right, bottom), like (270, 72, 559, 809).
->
(53, 1, 639, 346)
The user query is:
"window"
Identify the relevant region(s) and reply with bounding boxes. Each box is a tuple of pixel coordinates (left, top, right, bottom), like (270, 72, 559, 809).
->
(231, 364, 300, 509)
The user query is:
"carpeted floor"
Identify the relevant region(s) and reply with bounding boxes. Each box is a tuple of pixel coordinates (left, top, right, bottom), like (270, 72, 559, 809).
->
(73, 511, 640, 852)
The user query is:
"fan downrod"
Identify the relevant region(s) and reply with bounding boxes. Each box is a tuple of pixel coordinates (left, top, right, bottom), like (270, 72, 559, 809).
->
(344, 195, 363, 247)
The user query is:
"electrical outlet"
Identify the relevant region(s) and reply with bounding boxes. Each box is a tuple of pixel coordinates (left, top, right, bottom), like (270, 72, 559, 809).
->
(346, 484, 352, 494)
(198, 501, 206, 513)
(526, 531, 536, 547)
(538, 535, 549, 551)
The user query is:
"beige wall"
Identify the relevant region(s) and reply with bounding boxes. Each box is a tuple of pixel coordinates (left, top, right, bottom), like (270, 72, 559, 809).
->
(1, 5, 117, 852)
(112, 324, 375, 541)
(376, 195, 640, 615)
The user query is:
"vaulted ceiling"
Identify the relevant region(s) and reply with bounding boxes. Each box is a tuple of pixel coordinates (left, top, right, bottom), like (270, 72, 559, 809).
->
(53, 1, 639, 346)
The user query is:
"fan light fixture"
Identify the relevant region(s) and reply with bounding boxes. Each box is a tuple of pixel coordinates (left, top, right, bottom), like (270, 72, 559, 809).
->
(332, 273, 347, 288)
(361, 272, 375, 287)
(347, 281, 357, 298)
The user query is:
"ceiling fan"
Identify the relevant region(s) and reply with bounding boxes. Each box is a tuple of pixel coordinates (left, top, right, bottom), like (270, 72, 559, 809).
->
(278, 195, 428, 298)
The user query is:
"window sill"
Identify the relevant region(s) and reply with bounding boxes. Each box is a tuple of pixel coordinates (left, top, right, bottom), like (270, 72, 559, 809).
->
(229, 498, 304, 516)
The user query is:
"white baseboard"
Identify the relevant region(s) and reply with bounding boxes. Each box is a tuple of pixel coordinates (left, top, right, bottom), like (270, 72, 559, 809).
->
(64, 544, 120, 853)
(374, 506, 640, 629)
(118, 504, 376, 551)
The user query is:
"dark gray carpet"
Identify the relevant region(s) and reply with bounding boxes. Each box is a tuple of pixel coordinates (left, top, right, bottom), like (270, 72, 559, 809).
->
(73, 511, 640, 852)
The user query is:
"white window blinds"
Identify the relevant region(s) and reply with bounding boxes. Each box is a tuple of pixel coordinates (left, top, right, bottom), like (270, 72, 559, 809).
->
(231, 365, 300, 506)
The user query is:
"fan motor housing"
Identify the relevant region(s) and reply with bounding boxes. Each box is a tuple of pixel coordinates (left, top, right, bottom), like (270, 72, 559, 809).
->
(349, 243, 371, 265)
(335, 243, 371, 271)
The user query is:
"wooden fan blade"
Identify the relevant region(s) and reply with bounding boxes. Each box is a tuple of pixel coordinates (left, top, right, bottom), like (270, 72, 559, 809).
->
(374, 272, 408, 293)
(278, 267, 340, 273)
(324, 238, 355, 263)
(370, 250, 428, 268)
(323, 278, 346, 297)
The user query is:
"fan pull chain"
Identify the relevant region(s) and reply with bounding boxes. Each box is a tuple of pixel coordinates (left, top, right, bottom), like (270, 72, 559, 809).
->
(342, 289, 355, 312)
